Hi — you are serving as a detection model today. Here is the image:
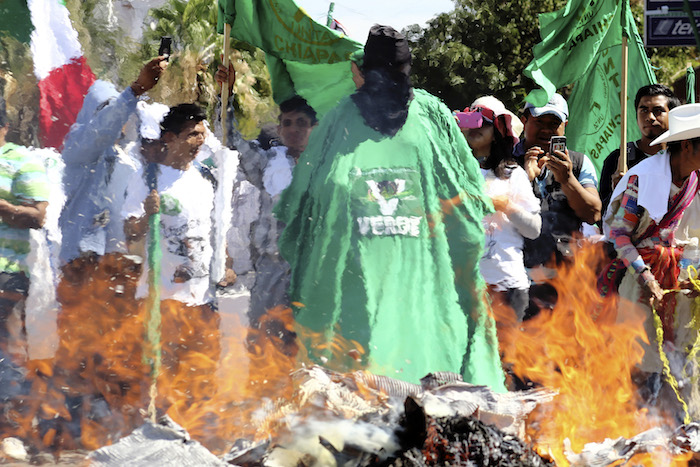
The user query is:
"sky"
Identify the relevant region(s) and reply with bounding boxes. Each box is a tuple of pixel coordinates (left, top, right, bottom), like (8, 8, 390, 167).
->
(294, 0, 456, 42)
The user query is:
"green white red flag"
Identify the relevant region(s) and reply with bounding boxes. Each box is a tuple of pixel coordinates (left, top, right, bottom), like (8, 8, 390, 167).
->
(0, 0, 95, 148)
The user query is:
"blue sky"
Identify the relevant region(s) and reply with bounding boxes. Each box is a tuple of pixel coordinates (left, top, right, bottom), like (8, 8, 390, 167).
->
(295, 0, 456, 41)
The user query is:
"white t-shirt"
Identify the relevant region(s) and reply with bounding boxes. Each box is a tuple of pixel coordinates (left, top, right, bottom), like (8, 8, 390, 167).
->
(262, 146, 294, 197)
(122, 164, 215, 306)
(480, 165, 540, 291)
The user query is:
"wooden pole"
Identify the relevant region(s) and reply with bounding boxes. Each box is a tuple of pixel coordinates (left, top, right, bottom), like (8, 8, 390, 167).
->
(617, 34, 629, 175)
(221, 23, 231, 146)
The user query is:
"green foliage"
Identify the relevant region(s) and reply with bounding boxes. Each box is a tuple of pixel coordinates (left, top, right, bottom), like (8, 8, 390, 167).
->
(138, 0, 277, 139)
(65, 0, 136, 82)
(407, 0, 699, 114)
(0, 35, 39, 146)
(406, 0, 567, 113)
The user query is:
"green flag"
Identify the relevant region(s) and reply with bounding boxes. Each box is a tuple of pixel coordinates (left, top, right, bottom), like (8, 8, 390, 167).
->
(687, 66, 696, 104)
(217, 0, 362, 118)
(524, 0, 656, 175)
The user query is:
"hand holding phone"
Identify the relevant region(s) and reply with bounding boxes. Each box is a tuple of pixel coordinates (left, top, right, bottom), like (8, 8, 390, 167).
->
(131, 56, 168, 96)
(549, 136, 566, 159)
(158, 36, 172, 61)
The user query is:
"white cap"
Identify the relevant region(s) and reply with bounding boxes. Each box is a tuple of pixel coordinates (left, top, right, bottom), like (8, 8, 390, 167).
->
(524, 93, 568, 122)
(470, 95, 523, 139)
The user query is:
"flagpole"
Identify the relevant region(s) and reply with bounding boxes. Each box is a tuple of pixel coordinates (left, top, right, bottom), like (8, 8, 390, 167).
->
(221, 23, 231, 146)
(326, 2, 335, 28)
(617, 24, 629, 175)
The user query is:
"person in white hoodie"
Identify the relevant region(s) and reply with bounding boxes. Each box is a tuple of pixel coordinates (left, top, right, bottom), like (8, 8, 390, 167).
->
(216, 64, 317, 326)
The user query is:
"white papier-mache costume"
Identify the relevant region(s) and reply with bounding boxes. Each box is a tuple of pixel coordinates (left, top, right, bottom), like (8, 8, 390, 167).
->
(198, 122, 237, 291)
(24, 147, 63, 360)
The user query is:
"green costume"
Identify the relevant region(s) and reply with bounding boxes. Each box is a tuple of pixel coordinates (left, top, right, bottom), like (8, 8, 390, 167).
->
(276, 89, 506, 390)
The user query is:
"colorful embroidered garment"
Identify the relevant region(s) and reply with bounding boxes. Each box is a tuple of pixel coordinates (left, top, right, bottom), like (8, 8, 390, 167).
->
(600, 170, 700, 340)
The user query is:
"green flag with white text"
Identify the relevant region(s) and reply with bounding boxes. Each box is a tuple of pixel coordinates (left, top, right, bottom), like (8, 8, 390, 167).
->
(217, 0, 363, 118)
(524, 0, 655, 175)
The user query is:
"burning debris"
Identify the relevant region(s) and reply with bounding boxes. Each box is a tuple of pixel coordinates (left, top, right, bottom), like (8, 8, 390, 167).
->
(89, 416, 224, 467)
(2, 246, 700, 466)
(564, 422, 700, 466)
(90, 366, 555, 466)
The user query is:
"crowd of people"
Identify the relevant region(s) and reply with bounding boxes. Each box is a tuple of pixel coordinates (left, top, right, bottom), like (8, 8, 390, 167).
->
(1, 24, 700, 415)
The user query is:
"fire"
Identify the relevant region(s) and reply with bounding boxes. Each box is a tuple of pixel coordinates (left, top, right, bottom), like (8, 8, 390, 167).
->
(2, 243, 698, 464)
(0, 254, 309, 456)
(160, 304, 299, 452)
(0, 246, 376, 460)
(496, 242, 686, 465)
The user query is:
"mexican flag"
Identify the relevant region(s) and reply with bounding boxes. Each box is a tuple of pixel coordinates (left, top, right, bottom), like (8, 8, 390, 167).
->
(217, 0, 362, 118)
(0, 0, 95, 149)
(523, 0, 655, 175)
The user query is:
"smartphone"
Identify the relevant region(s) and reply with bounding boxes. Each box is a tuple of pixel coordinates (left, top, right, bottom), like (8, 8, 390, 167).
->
(549, 136, 566, 158)
(158, 36, 172, 61)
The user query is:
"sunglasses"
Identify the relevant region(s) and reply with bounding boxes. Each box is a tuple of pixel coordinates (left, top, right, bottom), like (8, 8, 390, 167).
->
(454, 106, 496, 129)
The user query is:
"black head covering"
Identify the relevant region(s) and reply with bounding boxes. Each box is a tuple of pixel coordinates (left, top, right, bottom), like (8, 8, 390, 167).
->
(352, 25, 413, 137)
(362, 25, 411, 74)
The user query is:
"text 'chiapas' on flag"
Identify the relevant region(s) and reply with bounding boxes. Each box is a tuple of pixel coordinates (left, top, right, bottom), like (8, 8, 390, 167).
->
(523, 0, 656, 175)
(217, 0, 362, 119)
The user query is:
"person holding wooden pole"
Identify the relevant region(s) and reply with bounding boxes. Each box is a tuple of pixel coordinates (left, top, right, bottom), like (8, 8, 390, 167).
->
(598, 85, 681, 216)
(123, 104, 222, 407)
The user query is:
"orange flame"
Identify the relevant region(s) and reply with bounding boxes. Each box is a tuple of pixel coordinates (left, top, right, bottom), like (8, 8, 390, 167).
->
(0, 254, 309, 455)
(496, 243, 688, 465)
(2, 245, 698, 465)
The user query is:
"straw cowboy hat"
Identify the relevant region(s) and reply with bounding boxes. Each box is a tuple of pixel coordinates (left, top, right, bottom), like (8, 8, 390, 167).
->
(651, 103, 700, 146)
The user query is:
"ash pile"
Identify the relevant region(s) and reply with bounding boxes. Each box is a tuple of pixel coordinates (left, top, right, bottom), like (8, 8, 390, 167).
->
(89, 366, 556, 466)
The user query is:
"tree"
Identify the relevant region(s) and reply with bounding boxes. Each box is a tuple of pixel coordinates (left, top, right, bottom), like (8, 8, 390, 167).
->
(138, 0, 277, 139)
(0, 36, 39, 146)
(406, 0, 567, 113)
(407, 0, 699, 113)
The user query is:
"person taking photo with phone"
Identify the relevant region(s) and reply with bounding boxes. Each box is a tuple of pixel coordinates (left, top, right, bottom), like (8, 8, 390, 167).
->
(514, 93, 601, 268)
(513, 93, 601, 317)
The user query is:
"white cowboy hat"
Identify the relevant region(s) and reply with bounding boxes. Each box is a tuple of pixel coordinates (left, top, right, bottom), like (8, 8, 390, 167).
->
(651, 103, 700, 146)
